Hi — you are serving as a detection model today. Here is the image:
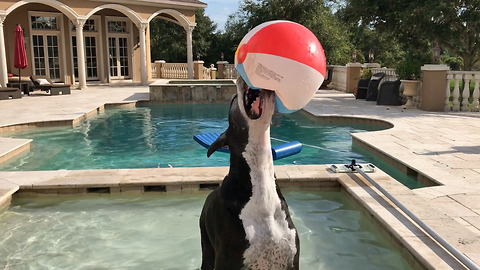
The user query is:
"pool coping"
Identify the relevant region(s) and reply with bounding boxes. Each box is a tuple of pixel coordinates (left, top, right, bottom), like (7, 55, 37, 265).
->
(0, 165, 466, 269)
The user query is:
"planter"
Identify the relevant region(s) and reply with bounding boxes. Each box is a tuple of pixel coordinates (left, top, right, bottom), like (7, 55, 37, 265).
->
(401, 80, 420, 107)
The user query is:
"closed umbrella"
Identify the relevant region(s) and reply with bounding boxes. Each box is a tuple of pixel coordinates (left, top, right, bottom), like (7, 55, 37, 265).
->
(14, 24, 28, 94)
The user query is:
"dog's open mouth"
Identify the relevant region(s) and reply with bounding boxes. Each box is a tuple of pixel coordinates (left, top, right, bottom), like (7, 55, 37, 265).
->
(244, 86, 268, 120)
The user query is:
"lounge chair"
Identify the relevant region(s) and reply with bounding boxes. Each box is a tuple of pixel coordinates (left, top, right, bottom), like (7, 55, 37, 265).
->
(365, 72, 386, 101)
(355, 78, 370, 99)
(8, 76, 32, 95)
(377, 79, 401, 106)
(30, 76, 71, 95)
(0, 87, 22, 100)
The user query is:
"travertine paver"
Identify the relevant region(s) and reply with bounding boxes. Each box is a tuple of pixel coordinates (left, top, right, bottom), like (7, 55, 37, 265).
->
(0, 86, 480, 267)
(304, 90, 480, 267)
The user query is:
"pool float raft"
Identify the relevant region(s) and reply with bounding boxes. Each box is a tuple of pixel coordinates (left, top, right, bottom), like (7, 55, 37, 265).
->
(194, 133, 302, 160)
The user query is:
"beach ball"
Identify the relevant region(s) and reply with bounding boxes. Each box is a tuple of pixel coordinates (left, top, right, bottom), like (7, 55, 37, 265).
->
(235, 20, 326, 113)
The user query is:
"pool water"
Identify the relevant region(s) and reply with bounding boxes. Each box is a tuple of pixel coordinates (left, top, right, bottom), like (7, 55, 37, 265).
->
(0, 190, 413, 269)
(0, 104, 383, 171)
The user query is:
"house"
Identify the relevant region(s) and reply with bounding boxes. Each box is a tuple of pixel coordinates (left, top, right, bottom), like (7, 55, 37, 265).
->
(0, 0, 207, 89)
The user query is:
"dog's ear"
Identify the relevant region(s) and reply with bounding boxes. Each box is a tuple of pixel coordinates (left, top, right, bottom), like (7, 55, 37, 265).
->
(207, 131, 228, 157)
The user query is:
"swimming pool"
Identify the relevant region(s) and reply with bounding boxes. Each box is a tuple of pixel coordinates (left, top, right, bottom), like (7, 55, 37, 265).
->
(0, 189, 413, 269)
(0, 104, 383, 171)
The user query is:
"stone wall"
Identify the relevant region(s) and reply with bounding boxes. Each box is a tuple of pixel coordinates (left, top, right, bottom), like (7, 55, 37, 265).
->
(149, 80, 237, 103)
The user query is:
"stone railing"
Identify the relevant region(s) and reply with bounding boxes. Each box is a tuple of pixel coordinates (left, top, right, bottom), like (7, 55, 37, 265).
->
(328, 65, 347, 91)
(203, 67, 211, 80)
(370, 67, 398, 82)
(224, 64, 238, 79)
(151, 64, 157, 79)
(161, 63, 188, 79)
(445, 71, 480, 112)
(215, 62, 237, 79)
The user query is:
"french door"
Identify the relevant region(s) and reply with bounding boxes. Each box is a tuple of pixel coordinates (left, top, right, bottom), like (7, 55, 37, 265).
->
(32, 34, 61, 81)
(72, 35, 99, 80)
(108, 36, 129, 79)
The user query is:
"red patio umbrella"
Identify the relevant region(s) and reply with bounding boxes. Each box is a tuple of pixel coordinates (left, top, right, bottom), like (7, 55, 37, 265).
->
(14, 24, 28, 92)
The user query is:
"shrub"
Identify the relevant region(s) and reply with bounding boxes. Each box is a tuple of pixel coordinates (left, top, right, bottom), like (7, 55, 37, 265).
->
(360, 68, 372, 79)
(396, 54, 424, 80)
(440, 55, 463, 71)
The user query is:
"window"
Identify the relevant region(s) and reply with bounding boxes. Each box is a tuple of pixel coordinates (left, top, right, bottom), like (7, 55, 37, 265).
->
(108, 21, 127, 33)
(31, 16, 58, 30)
(70, 19, 96, 31)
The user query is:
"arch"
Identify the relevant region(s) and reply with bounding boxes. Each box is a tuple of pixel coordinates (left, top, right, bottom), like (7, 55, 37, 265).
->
(148, 9, 192, 28)
(5, 0, 79, 22)
(85, 4, 142, 25)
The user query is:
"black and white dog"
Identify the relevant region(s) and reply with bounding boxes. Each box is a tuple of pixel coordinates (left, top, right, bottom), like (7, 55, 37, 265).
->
(199, 77, 299, 270)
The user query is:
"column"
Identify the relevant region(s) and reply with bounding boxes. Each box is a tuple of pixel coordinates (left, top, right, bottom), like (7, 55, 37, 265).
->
(216, 61, 228, 79)
(194, 60, 204, 79)
(420, 65, 450, 111)
(185, 25, 195, 79)
(75, 19, 87, 89)
(346, 63, 362, 93)
(0, 15, 8, 87)
(138, 22, 148, 85)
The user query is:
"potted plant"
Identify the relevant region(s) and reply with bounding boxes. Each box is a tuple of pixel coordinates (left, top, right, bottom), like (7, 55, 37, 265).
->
(396, 56, 422, 107)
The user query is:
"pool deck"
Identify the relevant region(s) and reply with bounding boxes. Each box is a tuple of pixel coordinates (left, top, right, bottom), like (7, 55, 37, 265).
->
(0, 85, 479, 269)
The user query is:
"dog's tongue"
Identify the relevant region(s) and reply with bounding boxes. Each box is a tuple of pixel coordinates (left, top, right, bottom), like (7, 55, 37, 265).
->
(251, 97, 261, 115)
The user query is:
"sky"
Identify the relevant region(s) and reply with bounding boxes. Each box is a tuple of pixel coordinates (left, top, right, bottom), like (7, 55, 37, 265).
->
(202, 0, 240, 31)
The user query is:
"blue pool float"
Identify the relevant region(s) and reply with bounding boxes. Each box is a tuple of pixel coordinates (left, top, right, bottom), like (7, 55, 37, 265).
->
(193, 133, 302, 160)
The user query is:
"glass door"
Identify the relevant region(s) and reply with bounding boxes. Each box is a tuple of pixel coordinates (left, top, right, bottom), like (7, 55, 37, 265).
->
(32, 34, 60, 80)
(108, 36, 129, 79)
(72, 35, 98, 80)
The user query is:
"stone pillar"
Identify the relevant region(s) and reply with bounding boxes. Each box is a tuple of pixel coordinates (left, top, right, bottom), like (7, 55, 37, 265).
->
(185, 25, 195, 79)
(138, 22, 148, 85)
(194, 60, 204, 79)
(75, 19, 87, 89)
(0, 15, 8, 87)
(420, 64, 450, 111)
(346, 63, 362, 94)
(216, 61, 228, 79)
(155, 60, 165, 78)
(210, 65, 217, 80)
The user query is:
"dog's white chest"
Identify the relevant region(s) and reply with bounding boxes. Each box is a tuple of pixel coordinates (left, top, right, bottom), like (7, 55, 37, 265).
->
(240, 203, 297, 270)
(239, 128, 297, 269)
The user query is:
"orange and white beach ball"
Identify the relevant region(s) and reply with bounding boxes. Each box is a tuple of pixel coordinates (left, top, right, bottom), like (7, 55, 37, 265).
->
(235, 20, 326, 113)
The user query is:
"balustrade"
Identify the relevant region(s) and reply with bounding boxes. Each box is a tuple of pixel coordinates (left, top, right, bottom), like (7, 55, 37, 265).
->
(224, 64, 238, 79)
(329, 66, 347, 92)
(203, 66, 211, 80)
(151, 64, 157, 79)
(472, 75, 480, 112)
(161, 63, 188, 79)
(446, 71, 480, 112)
(370, 68, 398, 82)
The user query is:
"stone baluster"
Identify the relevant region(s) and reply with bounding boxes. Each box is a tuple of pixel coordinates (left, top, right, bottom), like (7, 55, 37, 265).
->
(445, 73, 453, 111)
(472, 74, 480, 112)
(461, 73, 472, 111)
(452, 74, 462, 111)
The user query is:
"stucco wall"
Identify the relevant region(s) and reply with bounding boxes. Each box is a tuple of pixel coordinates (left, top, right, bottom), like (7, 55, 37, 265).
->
(1, 0, 201, 84)
(1, 0, 198, 24)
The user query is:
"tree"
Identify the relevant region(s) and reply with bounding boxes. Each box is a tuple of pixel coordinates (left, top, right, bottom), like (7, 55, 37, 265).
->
(223, 0, 355, 65)
(150, 9, 219, 65)
(340, 0, 480, 70)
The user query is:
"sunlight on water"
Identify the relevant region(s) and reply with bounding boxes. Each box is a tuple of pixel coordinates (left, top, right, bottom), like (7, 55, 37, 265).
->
(0, 190, 412, 270)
